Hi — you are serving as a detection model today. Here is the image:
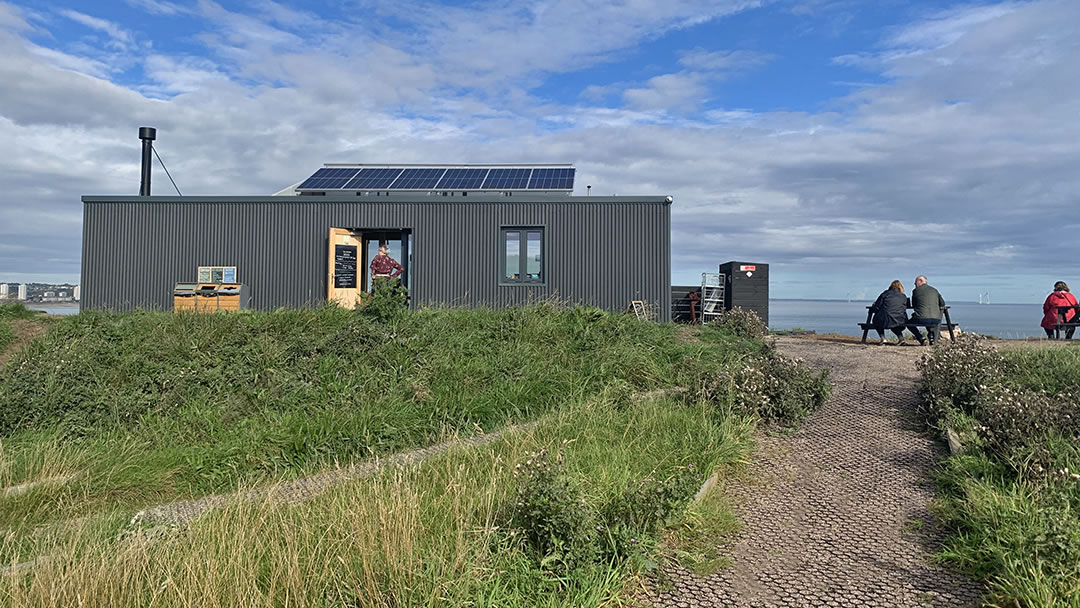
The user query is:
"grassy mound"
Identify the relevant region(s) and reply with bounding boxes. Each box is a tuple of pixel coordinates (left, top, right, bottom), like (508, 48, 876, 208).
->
(1, 391, 752, 606)
(0, 302, 832, 603)
(0, 303, 797, 528)
(919, 337, 1080, 606)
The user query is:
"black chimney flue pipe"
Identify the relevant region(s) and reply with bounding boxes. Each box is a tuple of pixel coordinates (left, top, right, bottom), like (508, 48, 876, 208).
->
(139, 127, 156, 196)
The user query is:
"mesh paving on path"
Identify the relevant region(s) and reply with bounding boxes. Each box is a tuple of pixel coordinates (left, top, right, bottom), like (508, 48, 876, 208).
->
(641, 337, 984, 608)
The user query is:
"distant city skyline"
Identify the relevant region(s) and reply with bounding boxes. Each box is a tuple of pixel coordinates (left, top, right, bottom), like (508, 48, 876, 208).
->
(1, 1, 1077, 305)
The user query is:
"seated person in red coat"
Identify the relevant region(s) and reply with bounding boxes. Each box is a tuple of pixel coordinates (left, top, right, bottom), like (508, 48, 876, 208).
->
(1041, 281, 1077, 339)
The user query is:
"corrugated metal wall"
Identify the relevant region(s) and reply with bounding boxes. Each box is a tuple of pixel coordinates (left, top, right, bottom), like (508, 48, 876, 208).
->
(81, 196, 672, 321)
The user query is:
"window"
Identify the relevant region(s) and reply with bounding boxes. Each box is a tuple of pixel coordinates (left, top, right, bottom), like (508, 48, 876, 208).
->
(198, 266, 237, 283)
(501, 228, 544, 284)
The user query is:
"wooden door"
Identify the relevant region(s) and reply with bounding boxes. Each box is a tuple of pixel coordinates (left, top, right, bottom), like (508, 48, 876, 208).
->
(327, 228, 365, 309)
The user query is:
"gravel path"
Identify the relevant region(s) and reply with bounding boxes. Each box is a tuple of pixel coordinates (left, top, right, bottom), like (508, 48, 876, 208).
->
(642, 337, 984, 607)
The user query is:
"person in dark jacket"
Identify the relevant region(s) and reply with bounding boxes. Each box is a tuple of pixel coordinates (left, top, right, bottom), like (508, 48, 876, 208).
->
(870, 280, 909, 345)
(908, 275, 946, 345)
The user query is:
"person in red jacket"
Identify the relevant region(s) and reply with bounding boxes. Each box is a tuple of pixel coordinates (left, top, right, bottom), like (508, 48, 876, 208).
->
(1041, 281, 1078, 339)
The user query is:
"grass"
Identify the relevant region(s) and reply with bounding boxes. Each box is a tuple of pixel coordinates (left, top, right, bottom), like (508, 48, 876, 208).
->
(924, 341, 1080, 607)
(0, 297, 830, 603)
(0, 303, 46, 353)
(0, 303, 43, 322)
(0, 387, 754, 606)
(0, 324, 12, 353)
(660, 483, 741, 575)
(0, 301, 779, 557)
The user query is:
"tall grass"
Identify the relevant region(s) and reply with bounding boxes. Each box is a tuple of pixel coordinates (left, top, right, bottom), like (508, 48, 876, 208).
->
(0, 303, 42, 322)
(0, 324, 12, 353)
(0, 304, 766, 550)
(0, 303, 43, 354)
(0, 393, 754, 607)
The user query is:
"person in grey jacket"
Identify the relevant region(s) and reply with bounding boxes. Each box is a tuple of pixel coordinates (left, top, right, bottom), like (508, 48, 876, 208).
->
(908, 275, 946, 345)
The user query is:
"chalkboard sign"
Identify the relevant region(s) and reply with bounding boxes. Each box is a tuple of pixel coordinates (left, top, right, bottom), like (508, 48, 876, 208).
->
(334, 245, 358, 288)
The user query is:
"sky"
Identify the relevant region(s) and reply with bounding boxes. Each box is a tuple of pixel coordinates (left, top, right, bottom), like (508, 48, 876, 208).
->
(0, 0, 1077, 303)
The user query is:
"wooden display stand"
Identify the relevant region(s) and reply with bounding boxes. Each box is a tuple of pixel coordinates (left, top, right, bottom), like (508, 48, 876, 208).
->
(216, 284, 248, 311)
(173, 283, 198, 312)
(194, 283, 220, 313)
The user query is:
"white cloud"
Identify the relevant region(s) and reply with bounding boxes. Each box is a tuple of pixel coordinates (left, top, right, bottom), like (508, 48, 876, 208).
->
(0, 1, 29, 30)
(124, 0, 187, 16)
(678, 48, 773, 71)
(58, 9, 135, 51)
(0, 0, 1077, 302)
(623, 72, 709, 111)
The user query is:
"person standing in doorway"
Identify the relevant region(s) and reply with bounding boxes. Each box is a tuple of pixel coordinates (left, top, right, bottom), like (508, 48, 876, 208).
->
(1041, 281, 1077, 339)
(370, 243, 403, 291)
(908, 275, 946, 346)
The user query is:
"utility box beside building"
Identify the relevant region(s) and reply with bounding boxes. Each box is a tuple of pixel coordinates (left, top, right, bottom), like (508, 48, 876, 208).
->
(719, 261, 769, 326)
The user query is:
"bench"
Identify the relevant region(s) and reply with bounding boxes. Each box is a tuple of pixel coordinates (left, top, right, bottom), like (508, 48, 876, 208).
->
(859, 305, 957, 344)
(1053, 305, 1080, 339)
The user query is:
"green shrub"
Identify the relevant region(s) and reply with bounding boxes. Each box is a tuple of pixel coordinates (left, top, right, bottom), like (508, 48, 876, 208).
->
(508, 448, 707, 576)
(917, 334, 1008, 422)
(975, 385, 1080, 463)
(598, 465, 699, 562)
(921, 340, 1080, 606)
(707, 307, 768, 341)
(684, 347, 830, 425)
(361, 278, 407, 322)
(509, 448, 597, 573)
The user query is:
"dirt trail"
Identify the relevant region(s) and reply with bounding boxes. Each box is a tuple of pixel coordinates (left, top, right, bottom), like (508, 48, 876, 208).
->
(642, 337, 984, 607)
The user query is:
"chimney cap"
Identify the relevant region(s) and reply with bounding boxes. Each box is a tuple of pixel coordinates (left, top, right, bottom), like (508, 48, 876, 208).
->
(138, 127, 157, 141)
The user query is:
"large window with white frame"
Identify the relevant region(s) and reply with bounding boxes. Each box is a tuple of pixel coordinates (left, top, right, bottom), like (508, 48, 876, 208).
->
(500, 227, 544, 284)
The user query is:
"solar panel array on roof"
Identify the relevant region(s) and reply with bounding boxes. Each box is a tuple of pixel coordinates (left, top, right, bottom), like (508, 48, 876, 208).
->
(482, 168, 532, 190)
(529, 168, 575, 190)
(296, 165, 574, 192)
(390, 168, 446, 190)
(344, 168, 403, 189)
(436, 168, 489, 190)
(298, 167, 360, 189)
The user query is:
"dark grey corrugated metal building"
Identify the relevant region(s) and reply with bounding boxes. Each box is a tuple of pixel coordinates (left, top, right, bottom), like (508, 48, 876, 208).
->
(80, 193, 672, 320)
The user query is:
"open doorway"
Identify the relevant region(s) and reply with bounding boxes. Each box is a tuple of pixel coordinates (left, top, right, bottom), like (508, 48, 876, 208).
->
(327, 228, 412, 309)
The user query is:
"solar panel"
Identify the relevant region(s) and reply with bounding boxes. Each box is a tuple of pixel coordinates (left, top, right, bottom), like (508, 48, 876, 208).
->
(298, 167, 360, 189)
(527, 168, 575, 190)
(344, 168, 404, 190)
(435, 168, 490, 190)
(482, 168, 532, 190)
(389, 168, 447, 189)
(297, 165, 574, 192)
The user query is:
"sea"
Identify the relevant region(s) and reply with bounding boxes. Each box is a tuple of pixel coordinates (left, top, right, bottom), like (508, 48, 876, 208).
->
(24, 300, 1049, 339)
(770, 299, 1045, 339)
(25, 304, 80, 316)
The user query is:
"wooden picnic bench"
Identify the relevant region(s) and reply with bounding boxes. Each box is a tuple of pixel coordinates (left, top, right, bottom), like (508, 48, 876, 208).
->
(1053, 304, 1080, 339)
(858, 305, 957, 344)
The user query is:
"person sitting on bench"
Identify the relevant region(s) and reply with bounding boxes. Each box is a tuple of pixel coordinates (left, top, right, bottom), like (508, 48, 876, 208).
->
(869, 280, 909, 345)
(1041, 281, 1077, 339)
(908, 275, 946, 346)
